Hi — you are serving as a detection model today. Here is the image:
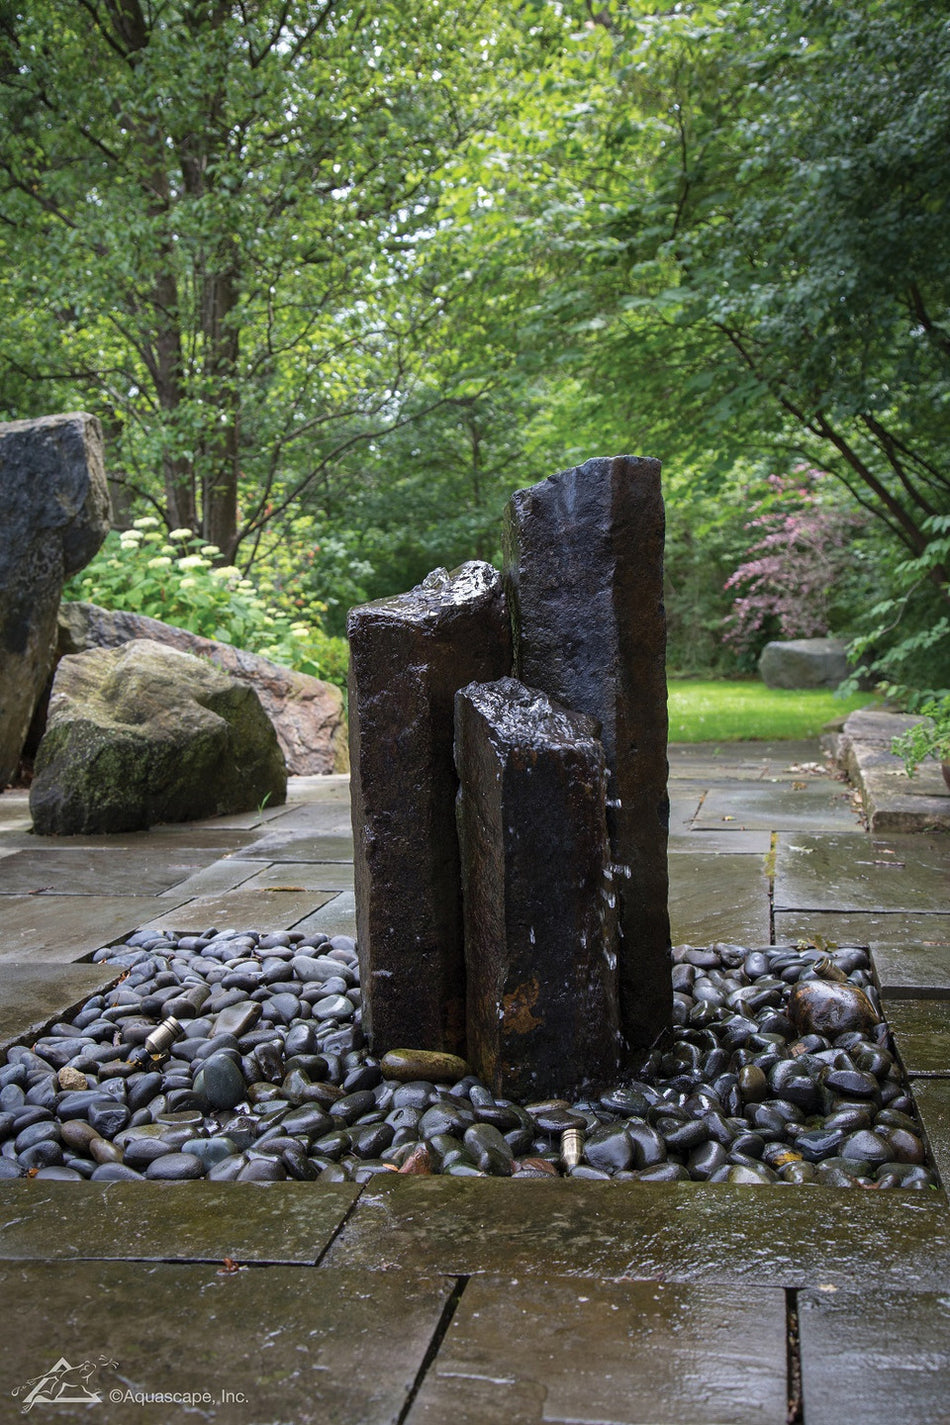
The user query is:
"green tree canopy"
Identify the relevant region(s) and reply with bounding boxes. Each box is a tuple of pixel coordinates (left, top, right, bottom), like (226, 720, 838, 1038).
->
(0, 0, 541, 559)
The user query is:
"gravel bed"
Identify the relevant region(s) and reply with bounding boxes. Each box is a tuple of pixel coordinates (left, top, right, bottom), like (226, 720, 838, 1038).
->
(0, 929, 937, 1189)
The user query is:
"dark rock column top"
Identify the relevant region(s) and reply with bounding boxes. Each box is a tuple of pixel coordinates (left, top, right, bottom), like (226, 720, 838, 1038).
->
(455, 676, 621, 1100)
(0, 412, 111, 787)
(347, 562, 512, 1057)
(503, 454, 671, 1057)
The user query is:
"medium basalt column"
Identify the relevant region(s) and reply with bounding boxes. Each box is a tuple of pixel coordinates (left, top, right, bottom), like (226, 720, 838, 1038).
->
(503, 455, 671, 1056)
(455, 677, 621, 1099)
(347, 563, 511, 1057)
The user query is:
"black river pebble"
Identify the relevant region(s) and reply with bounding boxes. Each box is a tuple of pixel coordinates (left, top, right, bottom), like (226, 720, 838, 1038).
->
(0, 930, 935, 1190)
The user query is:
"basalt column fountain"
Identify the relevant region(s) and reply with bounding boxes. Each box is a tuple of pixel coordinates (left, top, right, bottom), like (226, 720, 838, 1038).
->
(348, 454, 671, 1095)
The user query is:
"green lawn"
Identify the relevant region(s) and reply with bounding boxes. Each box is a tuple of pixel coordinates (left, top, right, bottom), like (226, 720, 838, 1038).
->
(667, 679, 875, 743)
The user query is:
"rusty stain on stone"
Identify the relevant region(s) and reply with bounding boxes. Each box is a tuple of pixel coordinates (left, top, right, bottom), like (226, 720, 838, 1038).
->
(502, 978, 543, 1034)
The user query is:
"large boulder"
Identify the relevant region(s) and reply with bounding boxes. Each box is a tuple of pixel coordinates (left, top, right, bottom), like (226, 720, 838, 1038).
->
(758, 637, 849, 690)
(29, 639, 287, 835)
(0, 413, 111, 788)
(57, 601, 347, 774)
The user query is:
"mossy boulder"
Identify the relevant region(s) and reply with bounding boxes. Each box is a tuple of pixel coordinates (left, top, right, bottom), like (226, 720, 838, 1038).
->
(30, 638, 287, 834)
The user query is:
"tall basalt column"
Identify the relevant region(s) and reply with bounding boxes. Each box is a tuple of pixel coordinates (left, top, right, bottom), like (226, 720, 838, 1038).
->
(347, 563, 511, 1057)
(503, 455, 671, 1056)
(455, 677, 621, 1100)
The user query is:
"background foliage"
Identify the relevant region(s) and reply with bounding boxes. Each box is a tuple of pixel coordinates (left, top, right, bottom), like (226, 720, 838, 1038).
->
(2, 0, 947, 699)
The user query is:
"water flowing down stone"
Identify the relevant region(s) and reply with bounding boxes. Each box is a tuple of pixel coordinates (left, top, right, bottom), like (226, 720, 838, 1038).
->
(455, 676, 621, 1099)
(347, 563, 512, 1057)
(0, 412, 111, 787)
(503, 455, 671, 1056)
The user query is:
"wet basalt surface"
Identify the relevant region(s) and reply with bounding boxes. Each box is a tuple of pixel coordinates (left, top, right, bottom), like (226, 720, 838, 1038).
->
(0, 928, 937, 1190)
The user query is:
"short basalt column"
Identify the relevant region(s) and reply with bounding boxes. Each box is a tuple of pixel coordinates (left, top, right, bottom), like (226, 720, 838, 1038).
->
(347, 563, 511, 1057)
(504, 455, 671, 1056)
(455, 677, 621, 1099)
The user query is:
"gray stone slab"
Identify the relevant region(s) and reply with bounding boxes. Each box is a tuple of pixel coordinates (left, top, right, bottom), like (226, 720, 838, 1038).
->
(244, 860, 355, 892)
(910, 1080, 950, 1190)
(0, 896, 176, 960)
(0, 1181, 358, 1262)
(232, 831, 354, 861)
(774, 833, 950, 913)
(881, 997, 950, 1076)
(407, 1277, 787, 1425)
(871, 940, 950, 998)
(0, 791, 31, 828)
(669, 830, 773, 855)
(138, 888, 335, 933)
(695, 784, 862, 831)
(773, 910, 950, 946)
(667, 740, 828, 780)
(799, 1287, 950, 1425)
(285, 773, 351, 802)
(323, 1178, 950, 1289)
(0, 846, 227, 896)
(0, 962, 120, 1048)
(669, 854, 771, 946)
(257, 802, 355, 835)
(861, 765, 950, 834)
(668, 791, 705, 833)
(292, 891, 357, 938)
(0, 1262, 449, 1424)
(155, 858, 262, 899)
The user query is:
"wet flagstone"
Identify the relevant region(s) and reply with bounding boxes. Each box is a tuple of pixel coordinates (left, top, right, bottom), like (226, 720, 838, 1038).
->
(322, 1178, 950, 1290)
(292, 891, 357, 937)
(0, 896, 177, 961)
(694, 785, 862, 832)
(406, 1277, 787, 1425)
(669, 830, 773, 855)
(0, 1262, 448, 1424)
(155, 859, 263, 899)
(667, 741, 825, 780)
(774, 833, 950, 913)
(669, 855, 771, 945)
(233, 831, 355, 861)
(881, 998, 950, 1076)
(773, 910, 950, 946)
(798, 1286, 950, 1425)
(0, 846, 230, 897)
(0, 963, 121, 1048)
(911, 1080, 950, 1188)
(871, 940, 950, 998)
(137, 887, 335, 932)
(0, 1181, 359, 1262)
(241, 860, 356, 892)
(667, 792, 705, 833)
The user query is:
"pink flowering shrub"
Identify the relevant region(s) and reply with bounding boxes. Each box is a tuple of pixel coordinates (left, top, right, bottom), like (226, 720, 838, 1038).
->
(723, 470, 863, 664)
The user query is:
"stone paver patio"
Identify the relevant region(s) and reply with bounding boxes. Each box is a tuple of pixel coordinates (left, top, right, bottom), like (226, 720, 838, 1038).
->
(1, 742, 948, 1423)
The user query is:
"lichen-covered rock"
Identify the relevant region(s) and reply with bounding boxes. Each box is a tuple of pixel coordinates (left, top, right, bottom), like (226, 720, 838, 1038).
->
(503, 454, 671, 1056)
(348, 562, 511, 1057)
(455, 677, 622, 1100)
(56, 601, 347, 774)
(0, 413, 111, 787)
(29, 639, 286, 834)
